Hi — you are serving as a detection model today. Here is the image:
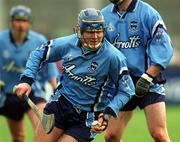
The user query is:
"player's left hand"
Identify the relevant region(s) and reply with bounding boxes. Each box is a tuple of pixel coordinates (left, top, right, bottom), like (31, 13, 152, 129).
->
(136, 73, 153, 97)
(91, 113, 109, 133)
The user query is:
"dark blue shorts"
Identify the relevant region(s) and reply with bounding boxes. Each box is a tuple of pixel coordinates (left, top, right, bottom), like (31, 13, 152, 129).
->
(44, 95, 101, 142)
(121, 75, 166, 111)
(0, 91, 46, 120)
(121, 92, 165, 111)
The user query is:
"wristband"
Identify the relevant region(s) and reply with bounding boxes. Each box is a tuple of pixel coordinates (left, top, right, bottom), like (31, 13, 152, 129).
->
(103, 107, 116, 118)
(141, 73, 153, 82)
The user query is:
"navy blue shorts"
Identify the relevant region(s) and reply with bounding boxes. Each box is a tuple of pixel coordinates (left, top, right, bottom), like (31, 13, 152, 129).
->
(121, 92, 165, 111)
(44, 95, 101, 142)
(121, 75, 166, 111)
(0, 91, 46, 120)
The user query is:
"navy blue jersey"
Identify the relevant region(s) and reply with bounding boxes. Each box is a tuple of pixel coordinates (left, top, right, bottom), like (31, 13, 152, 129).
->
(21, 34, 135, 116)
(0, 29, 58, 95)
(101, 0, 173, 77)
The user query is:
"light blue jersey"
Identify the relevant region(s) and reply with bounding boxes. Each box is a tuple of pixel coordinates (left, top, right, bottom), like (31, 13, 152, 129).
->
(21, 34, 135, 116)
(101, 0, 173, 95)
(101, 0, 173, 76)
(0, 29, 58, 96)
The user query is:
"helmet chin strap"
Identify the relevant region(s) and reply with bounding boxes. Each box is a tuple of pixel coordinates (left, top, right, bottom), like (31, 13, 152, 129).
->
(82, 42, 102, 51)
(77, 30, 103, 51)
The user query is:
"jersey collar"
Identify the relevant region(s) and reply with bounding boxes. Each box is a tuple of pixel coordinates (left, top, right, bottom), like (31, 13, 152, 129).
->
(9, 30, 29, 44)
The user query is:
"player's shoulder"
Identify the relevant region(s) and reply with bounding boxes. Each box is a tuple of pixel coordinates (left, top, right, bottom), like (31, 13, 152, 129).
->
(28, 30, 47, 42)
(54, 34, 76, 41)
(51, 34, 77, 47)
(0, 29, 9, 39)
(101, 3, 114, 16)
(138, 0, 160, 16)
(101, 3, 113, 12)
(0, 30, 11, 45)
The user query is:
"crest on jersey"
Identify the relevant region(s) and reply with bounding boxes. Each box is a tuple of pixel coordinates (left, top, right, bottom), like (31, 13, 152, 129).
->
(129, 20, 138, 32)
(88, 61, 98, 72)
(155, 30, 163, 43)
(106, 22, 115, 32)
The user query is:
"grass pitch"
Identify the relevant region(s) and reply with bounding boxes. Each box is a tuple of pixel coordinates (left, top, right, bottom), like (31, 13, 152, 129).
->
(0, 105, 179, 142)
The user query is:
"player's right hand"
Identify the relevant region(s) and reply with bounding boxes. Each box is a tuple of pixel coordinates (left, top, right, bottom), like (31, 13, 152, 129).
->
(13, 83, 31, 98)
(91, 113, 108, 133)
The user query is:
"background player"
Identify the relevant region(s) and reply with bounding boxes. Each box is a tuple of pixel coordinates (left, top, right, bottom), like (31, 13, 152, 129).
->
(0, 5, 58, 142)
(101, 0, 173, 142)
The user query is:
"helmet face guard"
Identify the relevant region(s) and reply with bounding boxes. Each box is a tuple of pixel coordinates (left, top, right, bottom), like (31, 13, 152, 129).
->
(77, 8, 105, 50)
(80, 21, 104, 33)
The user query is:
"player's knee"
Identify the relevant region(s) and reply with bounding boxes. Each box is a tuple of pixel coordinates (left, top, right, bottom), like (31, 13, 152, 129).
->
(150, 128, 169, 142)
(105, 131, 120, 142)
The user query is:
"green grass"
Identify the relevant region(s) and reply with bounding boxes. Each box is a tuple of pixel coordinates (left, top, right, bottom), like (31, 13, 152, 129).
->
(93, 105, 180, 142)
(0, 115, 34, 142)
(0, 105, 180, 142)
